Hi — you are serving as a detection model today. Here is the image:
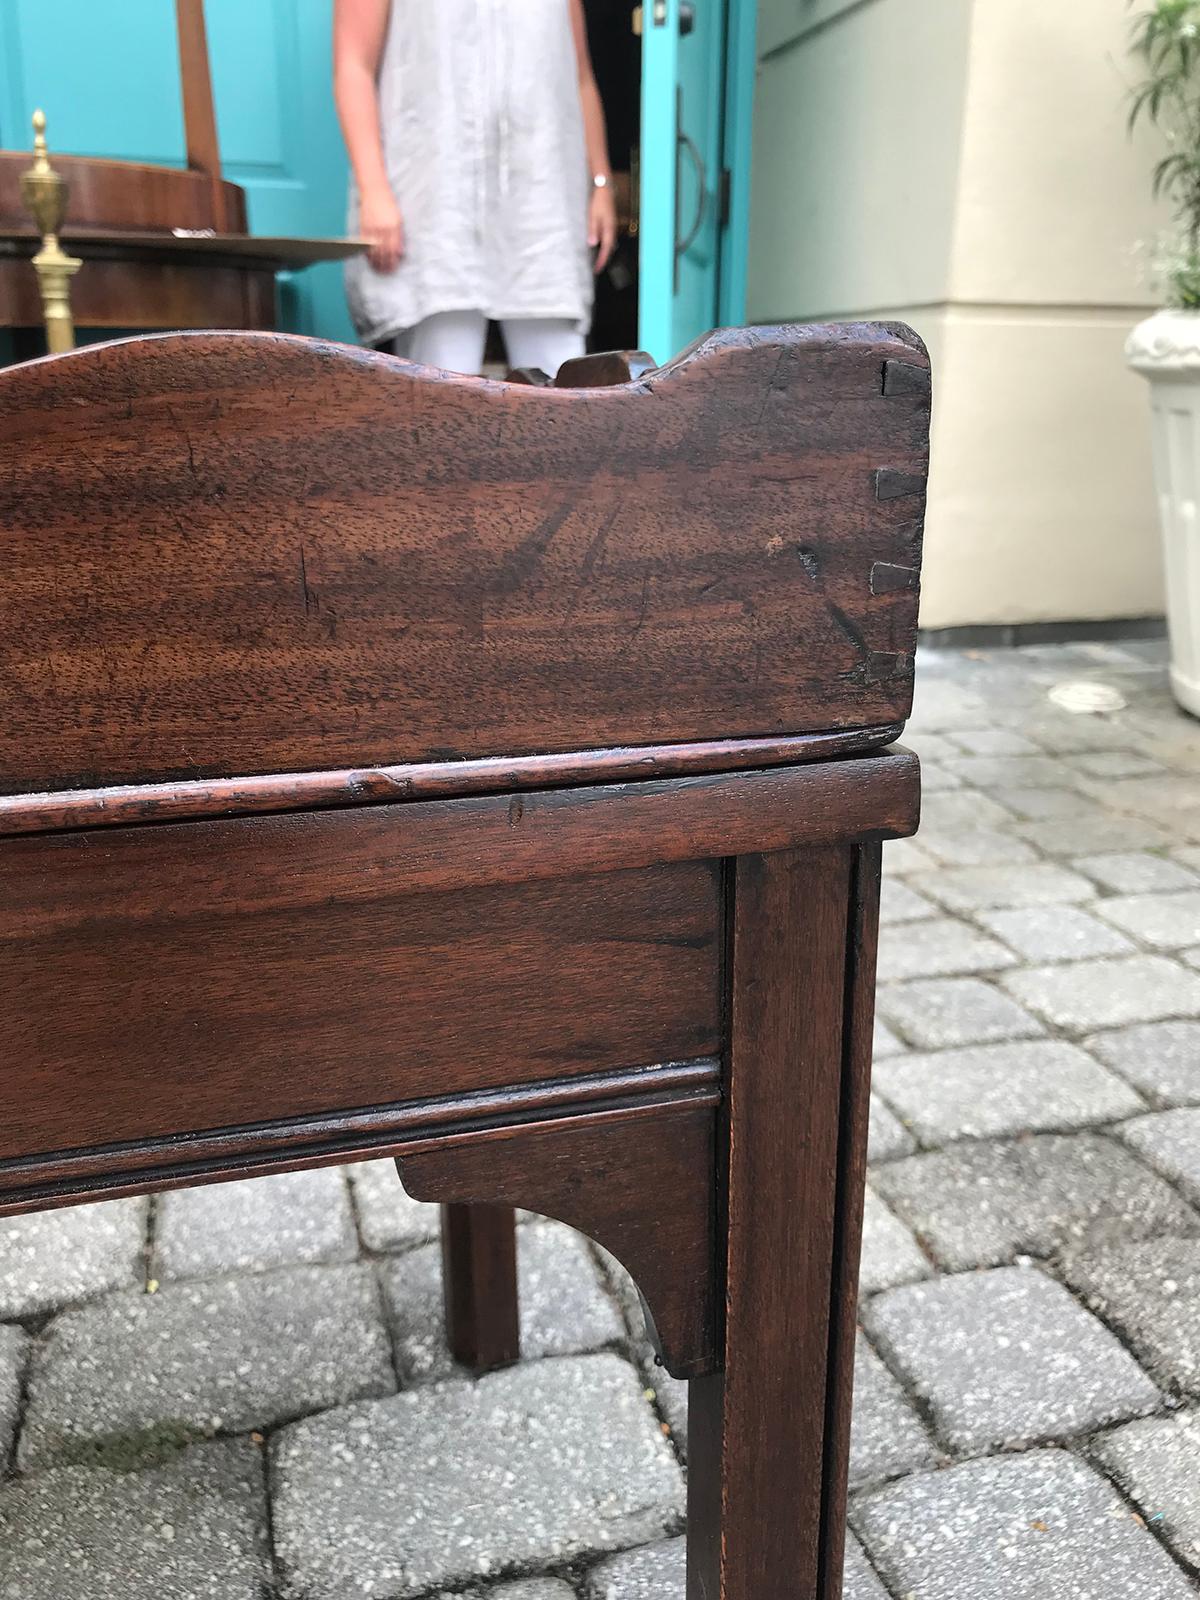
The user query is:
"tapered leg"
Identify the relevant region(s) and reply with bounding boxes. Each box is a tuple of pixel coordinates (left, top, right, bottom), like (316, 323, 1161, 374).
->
(687, 843, 881, 1599)
(440, 1202, 520, 1372)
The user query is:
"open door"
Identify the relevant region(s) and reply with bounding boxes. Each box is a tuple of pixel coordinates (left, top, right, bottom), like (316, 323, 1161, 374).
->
(638, 0, 756, 363)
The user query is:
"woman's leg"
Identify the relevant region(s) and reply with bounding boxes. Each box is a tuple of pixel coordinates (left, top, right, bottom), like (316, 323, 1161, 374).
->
(501, 318, 586, 379)
(403, 310, 490, 375)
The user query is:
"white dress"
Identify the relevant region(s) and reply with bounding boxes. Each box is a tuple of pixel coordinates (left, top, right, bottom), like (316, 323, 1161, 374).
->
(345, 0, 594, 346)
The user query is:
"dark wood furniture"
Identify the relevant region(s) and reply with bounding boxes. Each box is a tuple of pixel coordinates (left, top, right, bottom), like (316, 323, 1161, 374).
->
(0, 224, 366, 348)
(0, 322, 928, 1598)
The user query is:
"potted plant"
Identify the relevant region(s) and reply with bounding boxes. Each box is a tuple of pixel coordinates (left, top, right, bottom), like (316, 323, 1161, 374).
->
(1125, 0, 1200, 716)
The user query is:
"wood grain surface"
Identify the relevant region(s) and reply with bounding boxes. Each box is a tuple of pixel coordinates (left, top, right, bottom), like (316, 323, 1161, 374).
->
(0, 151, 247, 233)
(0, 1059, 720, 1214)
(440, 1203, 521, 1373)
(1, 316, 926, 1589)
(0, 323, 928, 794)
(687, 846, 853, 1599)
(0, 252, 276, 333)
(400, 1102, 720, 1378)
(0, 753, 919, 936)
(0, 726, 901, 838)
(0, 856, 720, 1161)
(816, 842, 883, 1600)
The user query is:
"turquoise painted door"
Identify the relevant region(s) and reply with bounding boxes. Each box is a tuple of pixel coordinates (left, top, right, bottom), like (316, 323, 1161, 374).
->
(638, 0, 756, 364)
(0, 0, 353, 340)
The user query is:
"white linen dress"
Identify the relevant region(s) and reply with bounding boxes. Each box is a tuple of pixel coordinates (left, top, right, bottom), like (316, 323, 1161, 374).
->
(345, 0, 594, 347)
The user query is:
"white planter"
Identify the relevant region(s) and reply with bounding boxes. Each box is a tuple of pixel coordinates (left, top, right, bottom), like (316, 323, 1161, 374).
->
(1126, 308, 1200, 717)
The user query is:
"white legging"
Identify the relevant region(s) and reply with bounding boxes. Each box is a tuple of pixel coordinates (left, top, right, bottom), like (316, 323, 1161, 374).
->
(394, 309, 585, 378)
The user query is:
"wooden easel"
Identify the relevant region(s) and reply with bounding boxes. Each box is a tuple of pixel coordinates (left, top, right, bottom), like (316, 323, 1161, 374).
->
(174, 0, 236, 232)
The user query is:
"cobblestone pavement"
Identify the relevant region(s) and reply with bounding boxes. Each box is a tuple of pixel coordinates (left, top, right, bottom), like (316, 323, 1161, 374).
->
(3, 641, 1200, 1597)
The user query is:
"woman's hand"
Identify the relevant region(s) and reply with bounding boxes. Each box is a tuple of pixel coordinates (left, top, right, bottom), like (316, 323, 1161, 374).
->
(571, 0, 617, 275)
(360, 184, 404, 273)
(589, 184, 617, 274)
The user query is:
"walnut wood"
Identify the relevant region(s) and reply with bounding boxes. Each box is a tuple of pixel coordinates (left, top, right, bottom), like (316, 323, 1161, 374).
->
(555, 349, 657, 386)
(0, 726, 902, 837)
(0, 321, 929, 1589)
(399, 1103, 720, 1377)
(687, 847, 854, 1599)
(0, 854, 720, 1163)
(0, 1060, 720, 1213)
(440, 1204, 521, 1372)
(507, 349, 654, 389)
(2, 228, 365, 262)
(0, 153, 246, 234)
(0, 229, 366, 336)
(817, 842, 882, 1600)
(0, 251, 275, 332)
(0, 756, 919, 940)
(0, 324, 928, 793)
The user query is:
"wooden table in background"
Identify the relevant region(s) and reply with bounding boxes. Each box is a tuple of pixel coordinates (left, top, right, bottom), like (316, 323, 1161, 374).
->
(0, 227, 367, 356)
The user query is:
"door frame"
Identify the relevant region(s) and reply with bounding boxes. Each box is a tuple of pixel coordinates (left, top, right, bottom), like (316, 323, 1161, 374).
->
(638, 0, 758, 362)
(717, 0, 758, 328)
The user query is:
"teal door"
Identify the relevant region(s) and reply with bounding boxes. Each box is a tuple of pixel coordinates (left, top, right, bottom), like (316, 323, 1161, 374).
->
(0, 0, 353, 340)
(638, 0, 756, 364)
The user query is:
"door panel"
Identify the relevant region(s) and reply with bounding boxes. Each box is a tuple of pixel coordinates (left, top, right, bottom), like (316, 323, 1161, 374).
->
(638, 0, 756, 362)
(637, 0, 727, 365)
(718, 0, 758, 326)
(0, 1, 184, 163)
(207, 0, 353, 339)
(672, 0, 727, 358)
(638, 0, 681, 363)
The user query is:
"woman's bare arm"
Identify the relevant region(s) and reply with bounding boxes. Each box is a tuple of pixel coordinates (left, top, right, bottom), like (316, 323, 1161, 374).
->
(569, 0, 617, 273)
(334, 0, 403, 272)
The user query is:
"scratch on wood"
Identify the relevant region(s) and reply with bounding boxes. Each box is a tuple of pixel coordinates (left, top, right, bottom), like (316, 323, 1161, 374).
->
(827, 603, 869, 661)
(493, 497, 575, 595)
(299, 545, 318, 616)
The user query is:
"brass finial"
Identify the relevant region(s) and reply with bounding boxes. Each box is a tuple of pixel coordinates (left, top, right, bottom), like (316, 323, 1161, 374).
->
(19, 109, 81, 354)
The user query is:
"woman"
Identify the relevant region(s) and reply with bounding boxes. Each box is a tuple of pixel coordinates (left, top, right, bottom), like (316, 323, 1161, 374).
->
(335, 0, 617, 376)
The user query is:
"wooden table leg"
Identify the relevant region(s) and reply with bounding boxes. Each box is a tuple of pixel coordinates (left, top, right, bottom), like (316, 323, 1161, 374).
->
(687, 843, 881, 1599)
(440, 1202, 521, 1372)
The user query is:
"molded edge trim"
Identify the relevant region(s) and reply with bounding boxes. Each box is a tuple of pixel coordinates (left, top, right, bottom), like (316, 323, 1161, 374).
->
(0, 726, 904, 837)
(0, 1059, 719, 1215)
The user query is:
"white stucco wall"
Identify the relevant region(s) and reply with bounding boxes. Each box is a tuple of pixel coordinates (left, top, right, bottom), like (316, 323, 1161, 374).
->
(748, 0, 1169, 628)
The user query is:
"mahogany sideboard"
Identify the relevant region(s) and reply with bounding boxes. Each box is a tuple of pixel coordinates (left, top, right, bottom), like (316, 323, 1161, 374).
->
(0, 322, 929, 1598)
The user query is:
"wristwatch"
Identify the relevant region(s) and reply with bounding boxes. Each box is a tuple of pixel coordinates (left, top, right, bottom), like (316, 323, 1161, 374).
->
(592, 174, 610, 190)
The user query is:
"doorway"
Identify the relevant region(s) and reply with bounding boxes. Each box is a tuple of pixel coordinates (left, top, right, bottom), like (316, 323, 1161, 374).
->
(583, 1, 642, 355)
